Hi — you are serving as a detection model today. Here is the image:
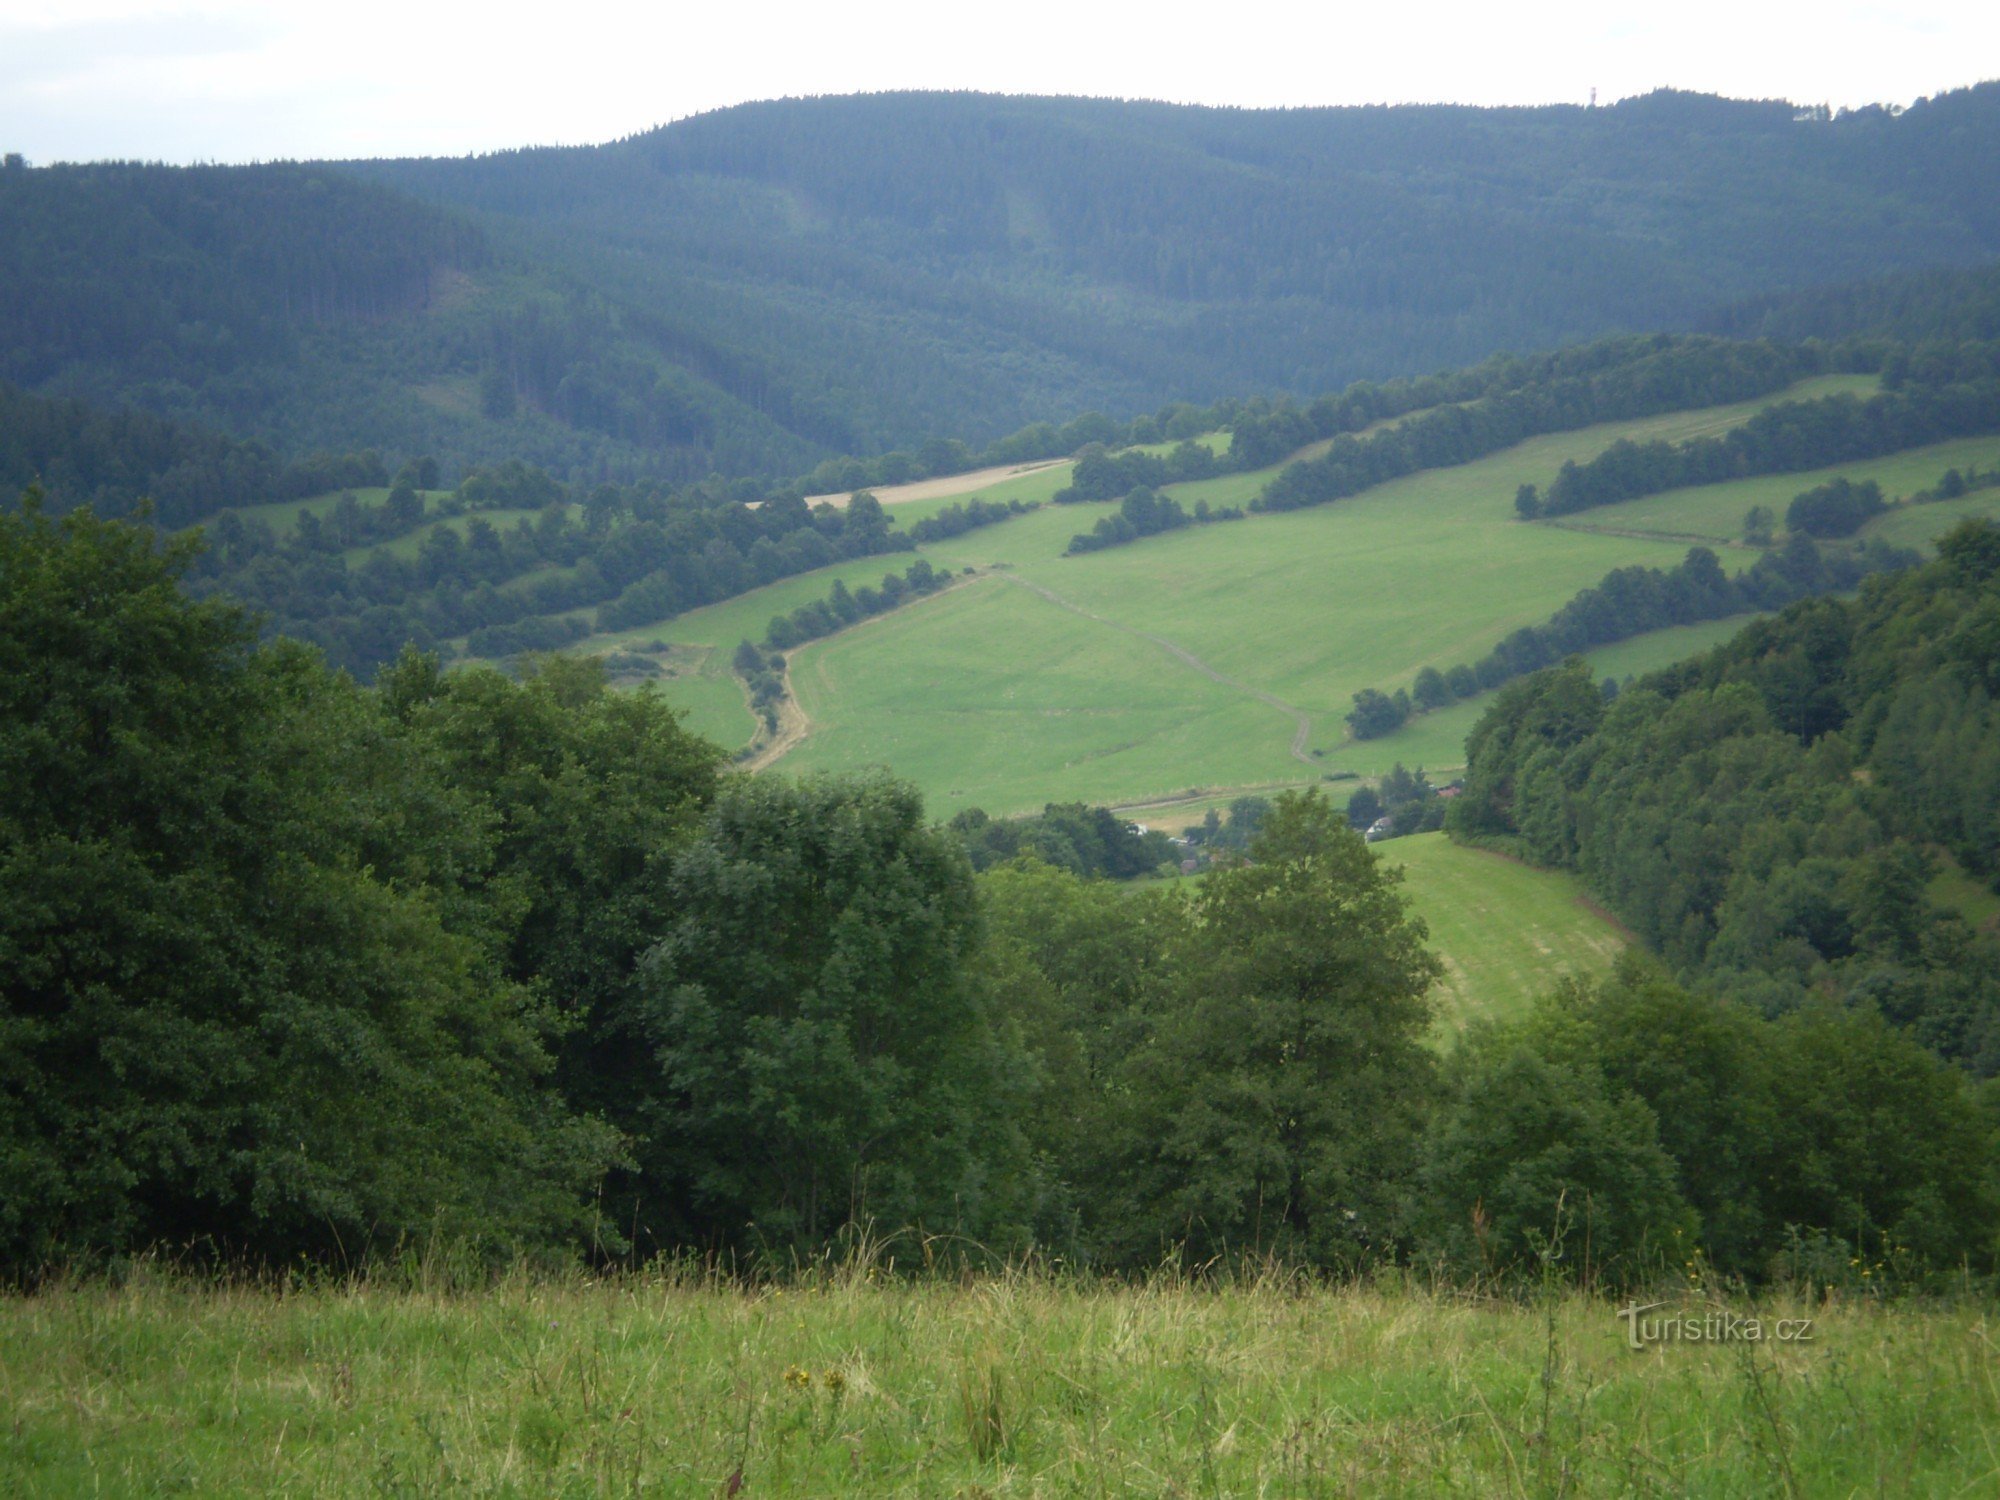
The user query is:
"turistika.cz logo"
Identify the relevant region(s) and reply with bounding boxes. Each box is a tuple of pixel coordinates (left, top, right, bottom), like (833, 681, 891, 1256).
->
(1616, 1302, 1816, 1351)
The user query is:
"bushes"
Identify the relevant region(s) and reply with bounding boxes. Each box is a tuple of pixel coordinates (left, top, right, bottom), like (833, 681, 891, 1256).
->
(1787, 476, 1886, 537)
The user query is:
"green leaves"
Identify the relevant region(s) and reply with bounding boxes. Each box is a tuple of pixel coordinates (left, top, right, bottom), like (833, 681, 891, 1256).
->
(631, 773, 1004, 1256)
(0, 501, 629, 1271)
(981, 791, 1443, 1271)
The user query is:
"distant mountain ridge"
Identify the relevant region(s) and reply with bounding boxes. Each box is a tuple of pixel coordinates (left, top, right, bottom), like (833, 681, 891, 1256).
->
(4, 85, 1998, 480)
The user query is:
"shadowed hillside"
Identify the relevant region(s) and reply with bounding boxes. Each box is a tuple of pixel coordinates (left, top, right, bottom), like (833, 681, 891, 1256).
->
(5, 85, 1998, 481)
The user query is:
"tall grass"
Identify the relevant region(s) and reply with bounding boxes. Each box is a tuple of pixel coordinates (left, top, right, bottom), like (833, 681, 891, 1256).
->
(3, 1251, 1994, 1495)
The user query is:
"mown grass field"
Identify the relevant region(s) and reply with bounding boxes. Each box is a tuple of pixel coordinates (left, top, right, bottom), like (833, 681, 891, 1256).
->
(1386, 833, 1628, 1037)
(751, 376, 1900, 816)
(1550, 431, 2000, 545)
(1864, 487, 2000, 552)
(295, 374, 1985, 819)
(4, 1270, 1992, 1496)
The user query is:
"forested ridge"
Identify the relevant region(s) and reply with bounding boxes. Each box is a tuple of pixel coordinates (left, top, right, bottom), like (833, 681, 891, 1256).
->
(6, 85, 2000, 483)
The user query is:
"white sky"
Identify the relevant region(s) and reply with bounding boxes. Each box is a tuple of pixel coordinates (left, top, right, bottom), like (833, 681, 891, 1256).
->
(1, 1, 1995, 165)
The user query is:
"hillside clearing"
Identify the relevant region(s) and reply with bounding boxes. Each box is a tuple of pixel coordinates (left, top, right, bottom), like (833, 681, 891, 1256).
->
(1387, 832, 1629, 1036)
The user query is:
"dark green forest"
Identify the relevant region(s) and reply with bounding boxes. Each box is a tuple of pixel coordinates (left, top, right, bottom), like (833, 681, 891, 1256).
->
(1451, 522, 2000, 1073)
(7, 86, 2000, 484)
(6, 495, 1998, 1290)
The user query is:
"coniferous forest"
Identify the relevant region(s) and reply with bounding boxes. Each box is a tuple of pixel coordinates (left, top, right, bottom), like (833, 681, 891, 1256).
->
(7, 87, 2000, 485)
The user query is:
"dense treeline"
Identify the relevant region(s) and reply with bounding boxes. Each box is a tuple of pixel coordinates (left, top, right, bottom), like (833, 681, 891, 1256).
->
(1449, 522, 2000, 1075)
(370, 86, 2000, 466)
(15, 321, 1983, 680)
(1540, 365, 2000, 516)
(184, 476, 912, 677)
(763, 557, 953, 650)
(905, 496, 1038, 542)
(1787, 476, 1888, 537)
(1065, 485, 1243, 555)
(812, 326, 1740, 513)
(1348, 536, 1920, 737)
(6, 497, 1996, 1288)
(950, 804, 1175, 878)
(1706, 257, 2000, 347)
(0, 381, 390, 529)
(1253, 337, 1815, 516)
(0, 162, 480, 393)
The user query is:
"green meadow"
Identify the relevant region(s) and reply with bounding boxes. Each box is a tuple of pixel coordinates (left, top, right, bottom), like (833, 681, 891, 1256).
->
(1929, 849, 2000, 935)
(1386, 832, 1629, 1037)
(3, 1270, 1992, 1497)
(372, 371, 1981, 820)
(1552, 431, 2000, 545)
(1863, 487, 2000, 552)
(751, 375, 1917, 815)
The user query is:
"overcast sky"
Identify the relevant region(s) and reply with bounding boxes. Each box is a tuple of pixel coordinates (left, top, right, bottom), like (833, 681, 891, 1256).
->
(2, 0, 1995, 165)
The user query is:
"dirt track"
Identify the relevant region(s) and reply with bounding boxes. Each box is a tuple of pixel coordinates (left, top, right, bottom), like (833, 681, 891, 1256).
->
(804, 460, 1067, 509)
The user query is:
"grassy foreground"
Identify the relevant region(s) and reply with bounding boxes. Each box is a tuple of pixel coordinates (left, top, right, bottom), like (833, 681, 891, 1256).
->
(3, 1268, 1993, 1496)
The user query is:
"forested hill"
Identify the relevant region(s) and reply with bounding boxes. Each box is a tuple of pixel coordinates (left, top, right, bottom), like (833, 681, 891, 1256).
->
(348, 83, 2000, 454)
(7, 86, 2000, 481)
(1706, 258, 2000, 345)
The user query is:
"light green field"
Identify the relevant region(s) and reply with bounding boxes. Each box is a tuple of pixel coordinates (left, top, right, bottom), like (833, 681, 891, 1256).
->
(1387, 832, 1628, 1036)
(348, 507, 556, 564)
(1122, 428, 1230, 458)
(870, 463, 1079, 530)
(1554, 429, 2000, 545)
(1929, 848, 2000, 935)
(4, 1273, 1991, 1496)
(578, 555, 989, 753)
(554, 372, 1988, 818)
(771, 380, 1866, 813)
(221, 487, 459, 533)
(215, 492, 578, 570)
(224, 486, 394, 529)
(1863, 488, 2000, 552)
(790, 578, 1303, 813)
(651, 658, 758, 749)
